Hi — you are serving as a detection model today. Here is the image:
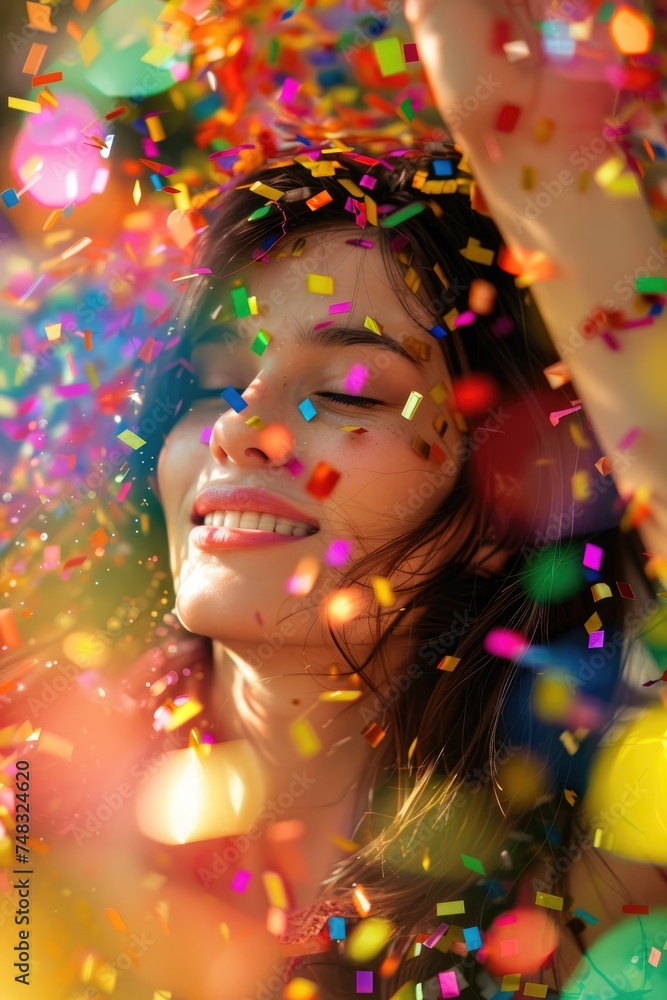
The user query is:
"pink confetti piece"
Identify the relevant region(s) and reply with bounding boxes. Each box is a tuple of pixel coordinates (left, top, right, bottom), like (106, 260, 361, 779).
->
(230, 870, 252, 893)
(329, 301, 352, 315)
(200, 426, 213, 445)
(359, 174, 377, 190)
(313, 320, 333, 331)
(453, 310, 476, 328)
(484, 628, 528, 660)
(549, 404, 582, 426)
(588, 630, 605, 648)
(56, 382, 90, 398)
(617, 426, 640, 450)
(279, 77, 300, 102)
(424, 923, 449, 948)
(583, 542, 603, 571)
(438, 969, 460, 998)
(344, 363, 369, 394)
(345, 238, 374, 249)
(285, 456, 304, 476)
(324, 539, 352, 567)
(116, 481, 132, 502)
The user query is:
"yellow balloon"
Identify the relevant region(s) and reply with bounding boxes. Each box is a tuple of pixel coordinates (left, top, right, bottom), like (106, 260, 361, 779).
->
(583, 704, 667, 863)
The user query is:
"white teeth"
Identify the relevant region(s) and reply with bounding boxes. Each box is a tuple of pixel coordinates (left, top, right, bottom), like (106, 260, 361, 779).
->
(200, 510, 316, 536)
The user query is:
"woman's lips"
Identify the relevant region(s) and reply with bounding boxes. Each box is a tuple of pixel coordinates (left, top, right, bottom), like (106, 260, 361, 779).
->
(189, 525, 313, 550)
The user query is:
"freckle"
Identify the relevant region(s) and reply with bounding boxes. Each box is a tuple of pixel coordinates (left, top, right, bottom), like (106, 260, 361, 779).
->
(255, 611, 264, 626)
(292, 699, 301, 706)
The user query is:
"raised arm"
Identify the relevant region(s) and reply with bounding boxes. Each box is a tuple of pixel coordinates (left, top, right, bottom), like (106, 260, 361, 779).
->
(405, 0, 667, 569)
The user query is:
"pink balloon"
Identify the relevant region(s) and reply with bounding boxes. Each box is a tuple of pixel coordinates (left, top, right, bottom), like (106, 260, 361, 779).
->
(11, 93, 105, 207)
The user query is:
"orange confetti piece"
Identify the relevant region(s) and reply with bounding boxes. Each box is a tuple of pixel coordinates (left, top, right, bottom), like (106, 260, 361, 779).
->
(26, 1, 57, 32)
(22, 42, 47, 76)
(610, 6, 654, 55)
(0, 608, 22, 650)
(104, 908, 127, 933)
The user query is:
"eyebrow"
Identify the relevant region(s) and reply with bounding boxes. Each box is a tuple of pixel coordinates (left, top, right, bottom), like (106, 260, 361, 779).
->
(298, 324, 426, 369)
(192, 319, 427, 369)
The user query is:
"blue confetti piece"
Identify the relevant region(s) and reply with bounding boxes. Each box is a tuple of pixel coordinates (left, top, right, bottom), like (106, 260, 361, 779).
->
(573, 908, 599, 926)
(150, 173, 163, 191)
(463, 926, 482, 951)
(220, 386, 248, 412)
(298, 397, 317, 421)
(433, 159, 454, 177)
(1, 189, 19, 208)
(429, 325, 448, 340)
(328, 916, 346, 940)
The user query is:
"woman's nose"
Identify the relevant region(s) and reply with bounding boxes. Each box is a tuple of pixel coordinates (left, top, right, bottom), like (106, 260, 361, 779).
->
(208, 376, 293, 468)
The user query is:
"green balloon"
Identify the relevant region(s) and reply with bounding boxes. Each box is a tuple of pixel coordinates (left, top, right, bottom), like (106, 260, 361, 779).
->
(561, 911, 667, 999)
(521, 542, 585, 604)
(77, 0, 188, 99)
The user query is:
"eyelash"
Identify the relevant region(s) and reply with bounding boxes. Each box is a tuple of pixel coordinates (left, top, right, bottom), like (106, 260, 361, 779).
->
(190, 387, 381, 409)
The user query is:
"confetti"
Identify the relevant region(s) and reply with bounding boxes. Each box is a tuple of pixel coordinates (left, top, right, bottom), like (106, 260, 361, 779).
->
(8, 96, 41, 114)
(117, 429, 147, 450)
(535, 891, 564, 910)
(372, 37, 406, 77)
(307, 274, 334, 295)
(401, 390, 423, 420)
(436, 900, 465, 916)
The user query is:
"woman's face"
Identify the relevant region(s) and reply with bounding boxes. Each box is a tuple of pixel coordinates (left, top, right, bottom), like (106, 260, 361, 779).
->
(157, 224, 467, 651)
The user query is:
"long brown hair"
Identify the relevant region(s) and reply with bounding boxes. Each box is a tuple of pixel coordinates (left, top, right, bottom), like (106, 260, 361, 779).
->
(129, 141, 652, 997)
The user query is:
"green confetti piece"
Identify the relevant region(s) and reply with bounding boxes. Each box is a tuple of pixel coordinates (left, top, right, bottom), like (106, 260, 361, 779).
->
(436, 899, 465, 916)
(399, 97, 415, 122)
(248, 204, 274, 221)
(379, 201, 426, 228)
(231, 285, 252, 318)
(460, 854, 486, 876)
(372, 36, 406, 77)
(251, 329, 271, 355)
(597, 1, 615, 21)
(636, 275, 667, 294)
(268, 37, 279, 65)
(117, 429, 147, 450)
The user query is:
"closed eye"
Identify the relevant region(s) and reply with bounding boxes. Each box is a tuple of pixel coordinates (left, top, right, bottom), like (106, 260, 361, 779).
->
(317, 392, 381, 408)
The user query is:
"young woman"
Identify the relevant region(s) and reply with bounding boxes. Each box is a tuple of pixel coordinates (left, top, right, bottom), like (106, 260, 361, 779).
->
(2, 2, 667, 999)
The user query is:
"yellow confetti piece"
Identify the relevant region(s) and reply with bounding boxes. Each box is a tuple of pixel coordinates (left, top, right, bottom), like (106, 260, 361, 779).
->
(79, 28, 101, 66)
(591, 582, 612, 602)
(521, 166, 537, 190)
(249, 180, 284, 201)
(154, 695, 202, 732)
(8, 96, 41, 114)
(501, 974, 521, 991)
(45, 323, 62, 341)
(594, 155, 625, 188)
(153, 992, 173, 1000)
(436, 899, 465, 916)
(534, 117, 555, 143)
(117, 429, 147, 450)
(524, 984, 548, 998)
(141, 42, 176, 66)
(363, 315, 383, 335)
(283, 978, 320, 1000)
(372, 36, 406, 76)
(95, 963, 117, 993)
(443, 307, 459, 331)
(289, 716, 322, 759)
(133, 179, 142, 206)
(338, 177, 364, 198)
(146, 115, 166, 143)
(572, 469, 591, 502)
(345, 917, 395, 963)
(584, 612, 602, 634)
(564, 788, 578, 807)
(330, 834, 360, 852)
(245, 415, 267, 431)
(401, 390, 423, 420)
(428, 381, 448, 406)
(263, 870, 289, 910)
(319, 690, 362, 703)
(364, 195, 378, 226)
(307, 274, 334, 295)
(535, 891, 564, 911)
(460, 237, 494, 265)
(559, 730, 580, 756)
(371, 576, 395, 607)
(219, 922, 230, 944)
(437, 656, 461, 672)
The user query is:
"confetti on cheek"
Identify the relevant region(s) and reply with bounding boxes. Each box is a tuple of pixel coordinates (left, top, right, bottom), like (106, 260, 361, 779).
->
(257, 424, 294, 461)
(306, 461, 340, 499)
(200, 427, 213, 445)
(298, 398, 317, 421)
(401, 390, 423, 420)
(286, 557, 320, 596)
(324, 539, 352, 567)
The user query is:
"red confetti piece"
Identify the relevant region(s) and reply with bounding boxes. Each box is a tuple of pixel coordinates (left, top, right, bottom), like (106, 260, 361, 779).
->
(306, 461, 340, 499)
(495, 104, 522, 132)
